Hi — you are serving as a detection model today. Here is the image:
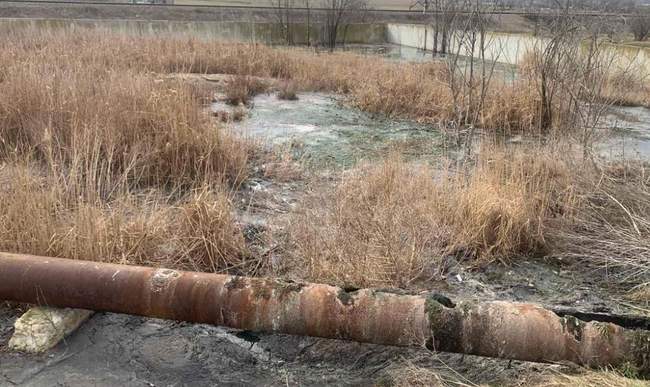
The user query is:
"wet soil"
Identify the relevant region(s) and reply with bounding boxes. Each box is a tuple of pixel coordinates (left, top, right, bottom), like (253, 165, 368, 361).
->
(0, 303, 21, 353)
(0, 306, 567, 386)
(602, 106, 650, 160)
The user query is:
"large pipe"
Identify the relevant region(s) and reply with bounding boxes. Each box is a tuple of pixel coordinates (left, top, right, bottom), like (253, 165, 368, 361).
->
(0, 252, 648, 371)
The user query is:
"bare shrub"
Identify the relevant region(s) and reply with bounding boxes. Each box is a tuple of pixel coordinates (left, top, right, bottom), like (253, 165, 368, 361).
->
(322, 0, 369, 51)
(629, 14, 650, 42)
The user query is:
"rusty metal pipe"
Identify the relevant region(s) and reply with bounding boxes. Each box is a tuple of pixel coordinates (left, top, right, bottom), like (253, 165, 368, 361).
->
(0, 252, 648, 371)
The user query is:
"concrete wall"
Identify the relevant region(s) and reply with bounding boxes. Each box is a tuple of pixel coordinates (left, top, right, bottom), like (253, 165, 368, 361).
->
(0, 18, 386, 45)
(386, 23, 650, 73)
(386, 23, 540, 65)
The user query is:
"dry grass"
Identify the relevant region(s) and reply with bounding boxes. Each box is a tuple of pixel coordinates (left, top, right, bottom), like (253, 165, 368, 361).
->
(280, 146, 577, 288)
(213, 107, 248, 123)
(0, 65, 251, 188)
(0, 163, 254, 272)
(0, 30, 258, 273)
(386, 363, 649, 387)
(383, 357, 489, 387)
(386, 364, 473, 387)
(601, 69, 650, 107)
(1, 27, 649, 284)
(224, 75, 269, 106)
(280, 139, 649, 289)
(552, 160, 650, 284)
(0, 29, 561, 135)
(532, 370, 650, 387)
(630, 284, 650, 304)
(282, 157, 449, 288)
(519, 48, 650, 110)
(349, 61, 546, 133)
(277, 80, 299, 101)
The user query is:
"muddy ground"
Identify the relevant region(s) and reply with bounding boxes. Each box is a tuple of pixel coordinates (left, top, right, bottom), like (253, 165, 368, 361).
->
(0, 248, 627, 387)
(0, 303, 570, 386)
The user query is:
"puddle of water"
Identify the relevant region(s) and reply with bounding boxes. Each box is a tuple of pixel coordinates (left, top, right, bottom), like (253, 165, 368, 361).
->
(219, 93, 444, 168)
(601, 106, 650, 160)
(340, 44, 436, 63)
(342, 44, 518, 82)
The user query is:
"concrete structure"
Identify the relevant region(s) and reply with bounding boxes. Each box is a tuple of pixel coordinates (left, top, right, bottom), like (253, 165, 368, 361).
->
(9, 307, 93, 353)
(0, 18, 386, 45)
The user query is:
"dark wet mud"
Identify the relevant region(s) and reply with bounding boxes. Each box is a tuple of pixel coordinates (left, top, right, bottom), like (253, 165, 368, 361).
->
(0, 308, 565, 386)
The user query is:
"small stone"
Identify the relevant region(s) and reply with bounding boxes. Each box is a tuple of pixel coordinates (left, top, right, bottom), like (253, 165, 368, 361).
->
(8, 307, 93, 353)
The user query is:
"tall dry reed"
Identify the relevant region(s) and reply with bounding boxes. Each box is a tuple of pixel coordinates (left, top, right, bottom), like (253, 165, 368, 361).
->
(280, 145, 578, 288)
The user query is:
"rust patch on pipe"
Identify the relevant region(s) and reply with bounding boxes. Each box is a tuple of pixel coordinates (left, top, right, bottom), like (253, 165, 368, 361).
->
(0, 252, 648, 373)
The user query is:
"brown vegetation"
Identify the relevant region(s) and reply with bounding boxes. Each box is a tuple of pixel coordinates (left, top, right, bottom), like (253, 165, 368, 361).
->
(1, 28, 648, 287)
(0, 29, 257, 273)
(0, 29, 571, 136)
(279, 146, 577, 288)
(534, 370, 650, 386)
(224, 75, 269, 106)
(277, 80, 299, 101)
(279, 143, 650, 290)
(388, 364, 650, 387)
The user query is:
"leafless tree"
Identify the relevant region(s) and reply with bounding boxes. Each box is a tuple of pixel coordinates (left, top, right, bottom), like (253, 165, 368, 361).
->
(305, 0, 312, 46)
(321, 0, 369, 51)
(443, 0, 503, 150)
(628, 13, 650, 41)
(270, 0, 296, 45)
(429, 0, 461, 54)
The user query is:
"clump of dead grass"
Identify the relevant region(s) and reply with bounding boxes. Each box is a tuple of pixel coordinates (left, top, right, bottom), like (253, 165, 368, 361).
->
(601, 69, 650, 107)
(213, 107, 247, 123)
(385, 363, 468, 387)
(282, 157, 447, 288)
(0, 160, 253, 273)
(628, 284, 650, 314)
(532, 370, 650, 387)
(281, 145, 577, 288)
(0, 33, 258, 273)
(0, 64, 252, 188)
(261, 148, 303, 182)
(277, 80, 299, 101)
(224, 75, 269, 106)
(551, 160, 650, 284)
